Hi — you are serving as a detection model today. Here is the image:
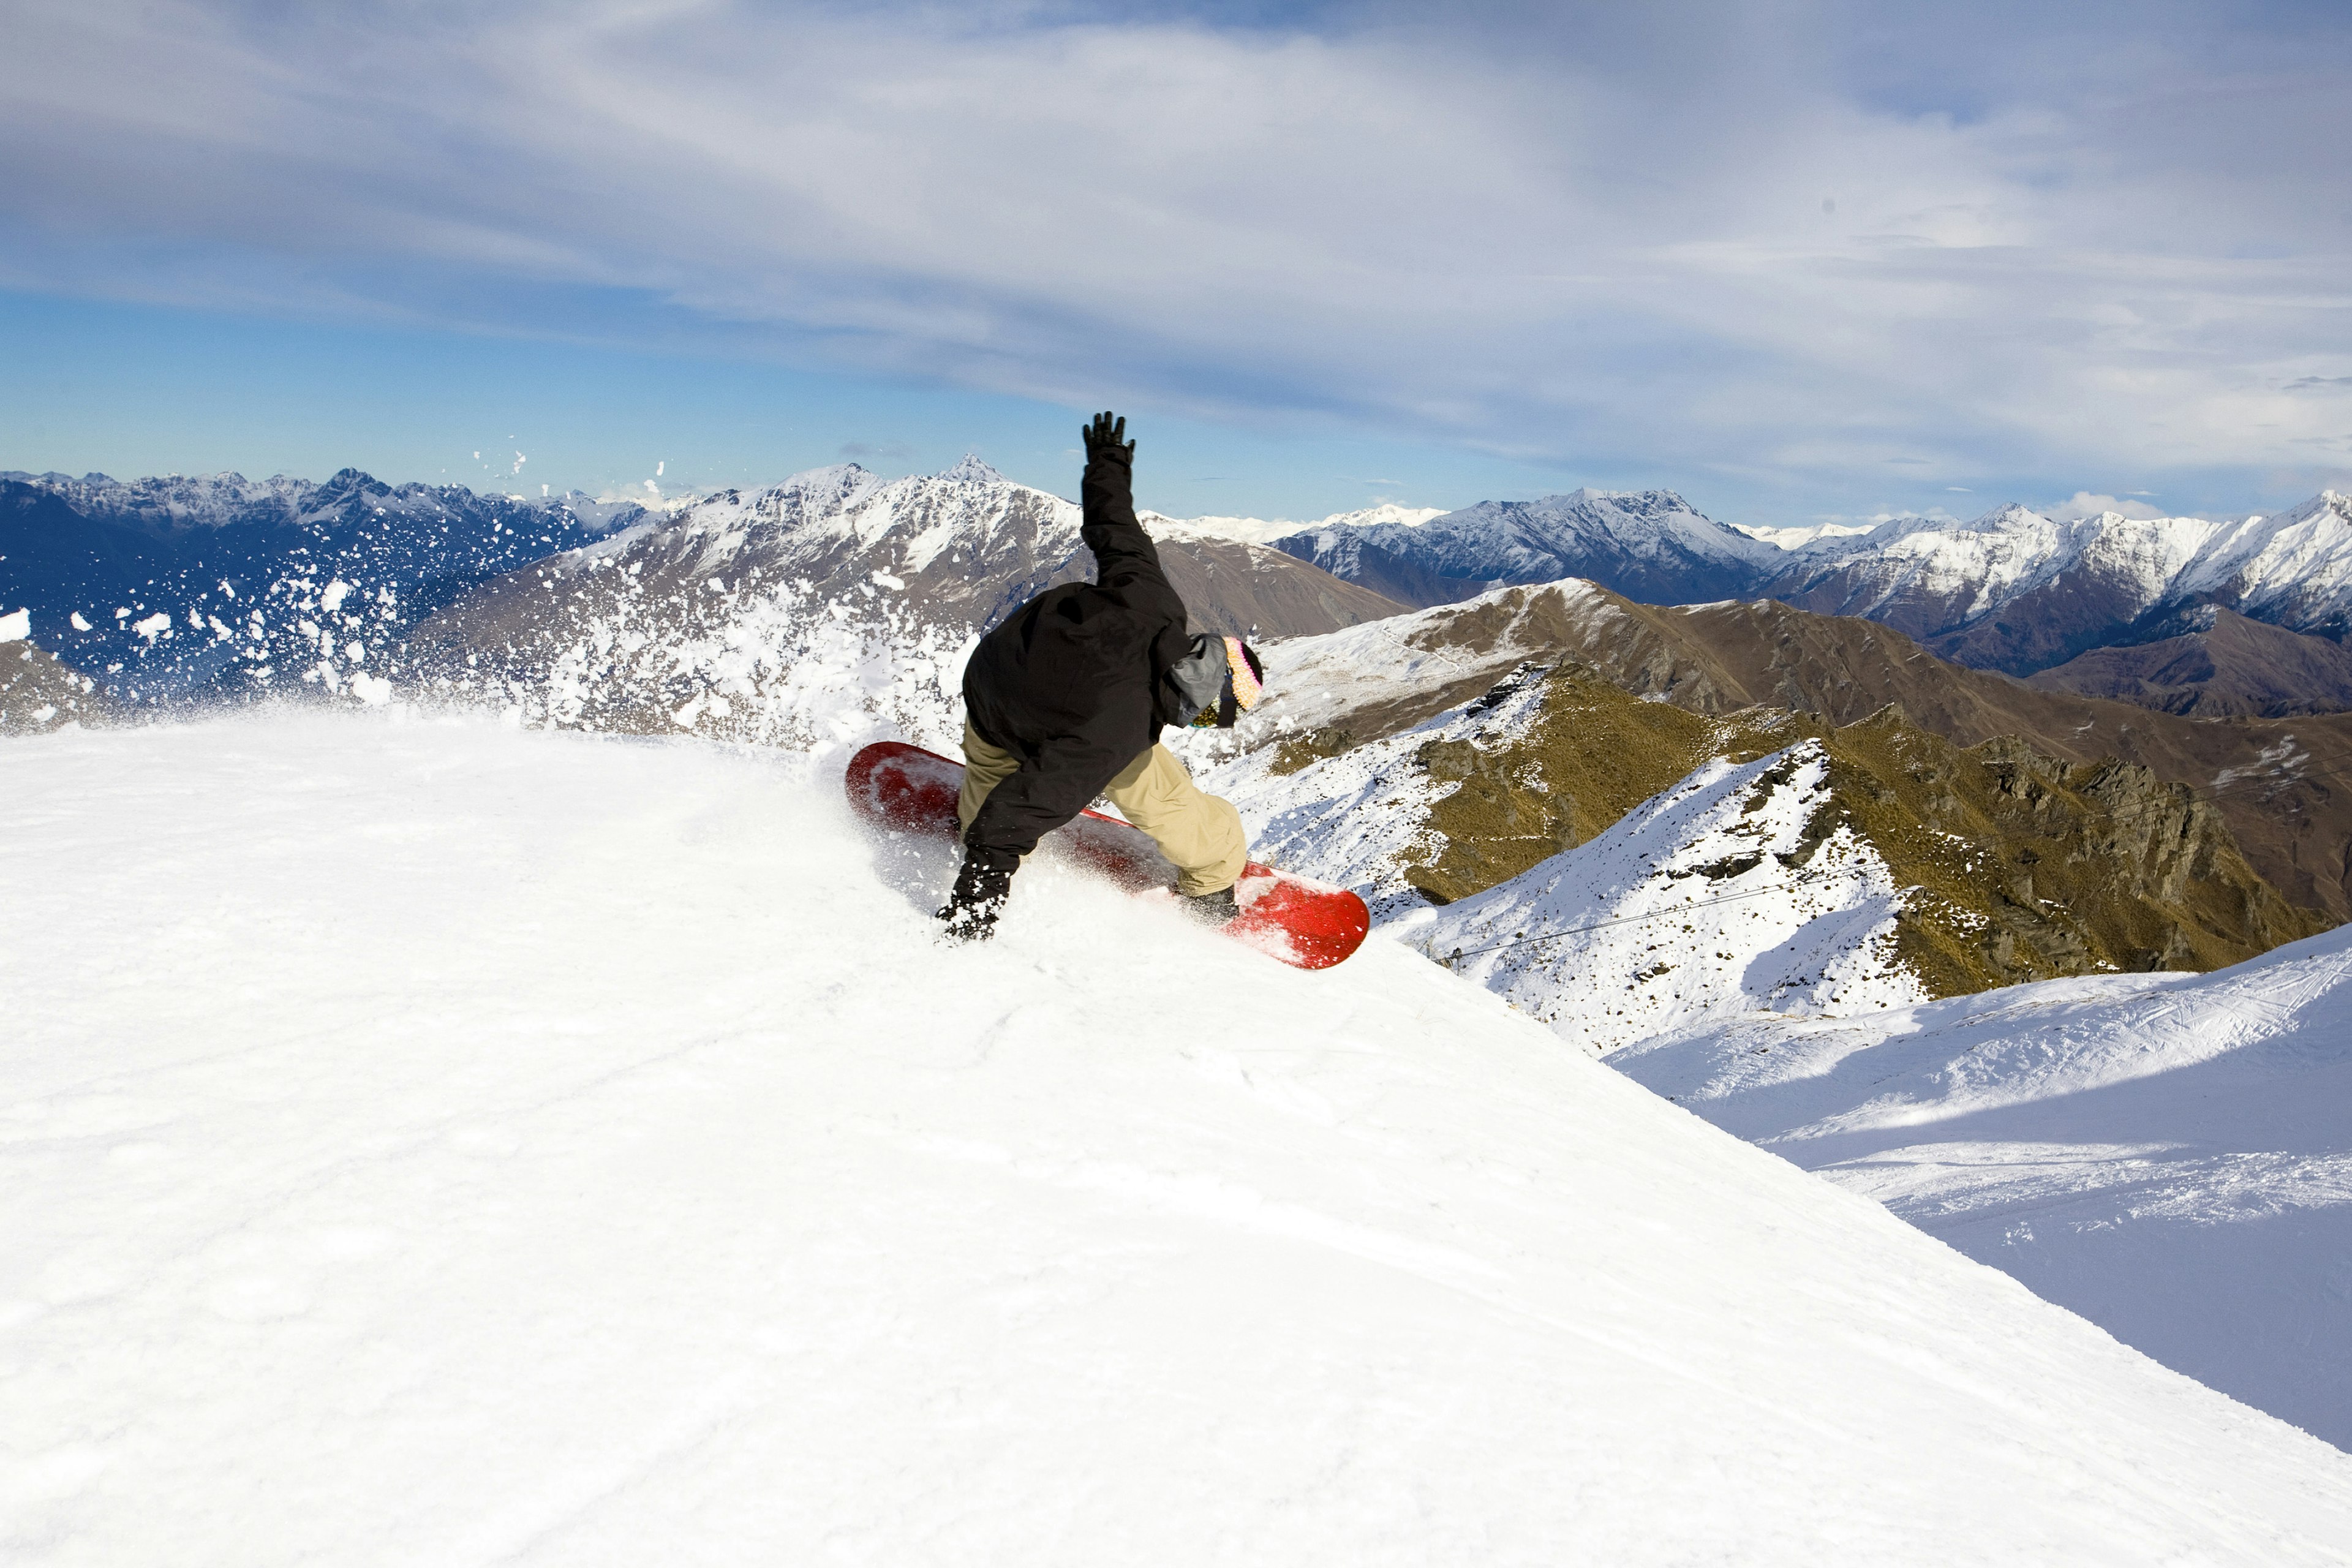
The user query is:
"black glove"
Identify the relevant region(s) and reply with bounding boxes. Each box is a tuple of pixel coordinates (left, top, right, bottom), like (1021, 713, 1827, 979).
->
(1082, 410, 1134, 465)
(937, 845, 1018, 941)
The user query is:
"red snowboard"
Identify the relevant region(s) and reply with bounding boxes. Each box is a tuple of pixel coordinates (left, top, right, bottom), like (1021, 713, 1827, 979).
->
(845, 740, 1370, 970)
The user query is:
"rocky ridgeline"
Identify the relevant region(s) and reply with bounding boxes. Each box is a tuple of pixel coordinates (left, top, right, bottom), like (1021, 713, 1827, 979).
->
(1207, 662, 2324, 1033)
(401, 461, 1403, 732)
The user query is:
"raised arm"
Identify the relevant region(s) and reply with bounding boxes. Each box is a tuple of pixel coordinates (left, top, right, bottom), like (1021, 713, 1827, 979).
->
(1079, 411, 1180, 612)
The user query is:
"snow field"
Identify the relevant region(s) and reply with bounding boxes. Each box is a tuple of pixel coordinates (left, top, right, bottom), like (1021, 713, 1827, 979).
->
(1611, 929, 2352, 1450)
(7, 714, 2352, 1564)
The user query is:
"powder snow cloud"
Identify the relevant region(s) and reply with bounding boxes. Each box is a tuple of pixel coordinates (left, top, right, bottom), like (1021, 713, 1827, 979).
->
(3, 0, 2350, 507)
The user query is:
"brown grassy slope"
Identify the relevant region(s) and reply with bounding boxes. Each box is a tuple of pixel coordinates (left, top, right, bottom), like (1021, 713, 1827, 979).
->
(1276, 582, 2352, 921)
(1151, 538, 1408, 638)
(2028, 606, 2352, 718)
(1389, 666, 2322, 998)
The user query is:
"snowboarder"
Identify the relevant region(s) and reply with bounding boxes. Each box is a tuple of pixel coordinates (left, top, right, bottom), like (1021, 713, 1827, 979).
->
(939, 410, 1265, 941)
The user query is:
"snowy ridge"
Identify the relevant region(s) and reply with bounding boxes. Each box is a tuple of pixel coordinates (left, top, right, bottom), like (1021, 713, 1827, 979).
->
(10, 712, 2352, 1561)
(1189, 657, 1931, 1051)
(1734, 520, 1877, 549)
(1279, 487, 1779, 596)
(1216, 575, 1621, 735)
(1756, 492, 2352, 671)
(2, 467, 648, 698)
(578, 462, 885, 562)
(1400, 488, 1777, 574)
(1152, 502, 1445, 546)
(1410, 741, 1924, 1051)
(1265, 483, 2352, 671)
(4, 469, 318, 530)
(1613, 921, 2352, 1450)
(2173, 490, 2352, 632)
(554, 459, 1082, 616)
(4, 467, 643, 540)
(1778, 502, 2225, 627)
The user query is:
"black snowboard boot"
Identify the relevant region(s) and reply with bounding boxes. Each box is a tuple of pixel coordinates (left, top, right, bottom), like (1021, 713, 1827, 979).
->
(937, 848, 1016, 942)
(1180, 884, 1240, 925)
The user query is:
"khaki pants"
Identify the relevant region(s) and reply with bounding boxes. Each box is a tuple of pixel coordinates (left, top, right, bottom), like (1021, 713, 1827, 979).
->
(957, 720, 1249, 896)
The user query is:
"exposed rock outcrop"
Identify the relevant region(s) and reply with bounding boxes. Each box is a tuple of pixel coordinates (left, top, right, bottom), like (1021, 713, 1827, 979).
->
(1, 638, 119, 734)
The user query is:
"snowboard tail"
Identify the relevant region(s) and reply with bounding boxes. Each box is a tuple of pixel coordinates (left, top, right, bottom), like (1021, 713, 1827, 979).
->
(845, 740, 1370, 970)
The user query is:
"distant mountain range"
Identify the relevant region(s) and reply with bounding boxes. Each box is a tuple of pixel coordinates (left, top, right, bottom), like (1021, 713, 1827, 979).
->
(1265, 488, 1779, 610)
(9, 459, 2352, 725)
(1251, 486, 2352, 712)
(0, 468, 648, 699)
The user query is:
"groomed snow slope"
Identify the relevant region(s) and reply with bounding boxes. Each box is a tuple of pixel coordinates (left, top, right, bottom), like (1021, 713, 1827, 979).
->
(1611, 927, 2352, 1452)
(9, 715, 2352, 1564)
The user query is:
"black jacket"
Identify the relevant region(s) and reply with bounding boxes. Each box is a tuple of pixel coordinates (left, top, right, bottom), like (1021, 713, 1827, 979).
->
(961, 444, 1193, 861)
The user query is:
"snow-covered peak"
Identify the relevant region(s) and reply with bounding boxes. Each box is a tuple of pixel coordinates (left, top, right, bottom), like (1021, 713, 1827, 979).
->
(935, 454, 1006, 485)
(543, 457, 1084, 630)
(1776, 502, 2229, 631)
(4, 466, 639, 538)
(1382, 489, 1781, 575)
(1733, 521, 1877, 551)
(1968, 500, 2049, 532)
(2173, 490, 2352, 631)
(1321, 501, 1447, 530)
(1245, 490, 1778, 611)
(1153, 502, 1446, 547)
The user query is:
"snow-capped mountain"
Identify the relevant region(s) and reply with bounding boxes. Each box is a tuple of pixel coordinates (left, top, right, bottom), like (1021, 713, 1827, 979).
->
(1755, 492, 2352, 677)
(1153, 501, 1445, 547)
(0, 468, 645, 696)
(1616, 919, 2352, 1450)
(1732, 519, 1877, 549)
(1268, 485, 2352, 688)
(410, 458, 1406, 705)
(1272, 488, 1782, 609)
(2169, 490, 2352, 635)
(15, 709, 2352, 1559)
(1758, 502, 2229, 674)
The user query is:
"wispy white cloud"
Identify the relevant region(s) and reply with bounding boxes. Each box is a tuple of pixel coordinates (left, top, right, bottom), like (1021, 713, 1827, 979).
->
(2046, 491, 2171, 522)
(3, 0, 2350, 507)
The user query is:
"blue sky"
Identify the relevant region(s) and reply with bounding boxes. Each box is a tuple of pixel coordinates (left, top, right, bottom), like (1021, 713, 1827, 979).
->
(4, 0, 2349, 526)
(0, 288, 1573, 519)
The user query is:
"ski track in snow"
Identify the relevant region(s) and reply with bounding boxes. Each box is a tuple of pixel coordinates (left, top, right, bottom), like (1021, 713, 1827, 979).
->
(6, 712, 2352, 1564)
